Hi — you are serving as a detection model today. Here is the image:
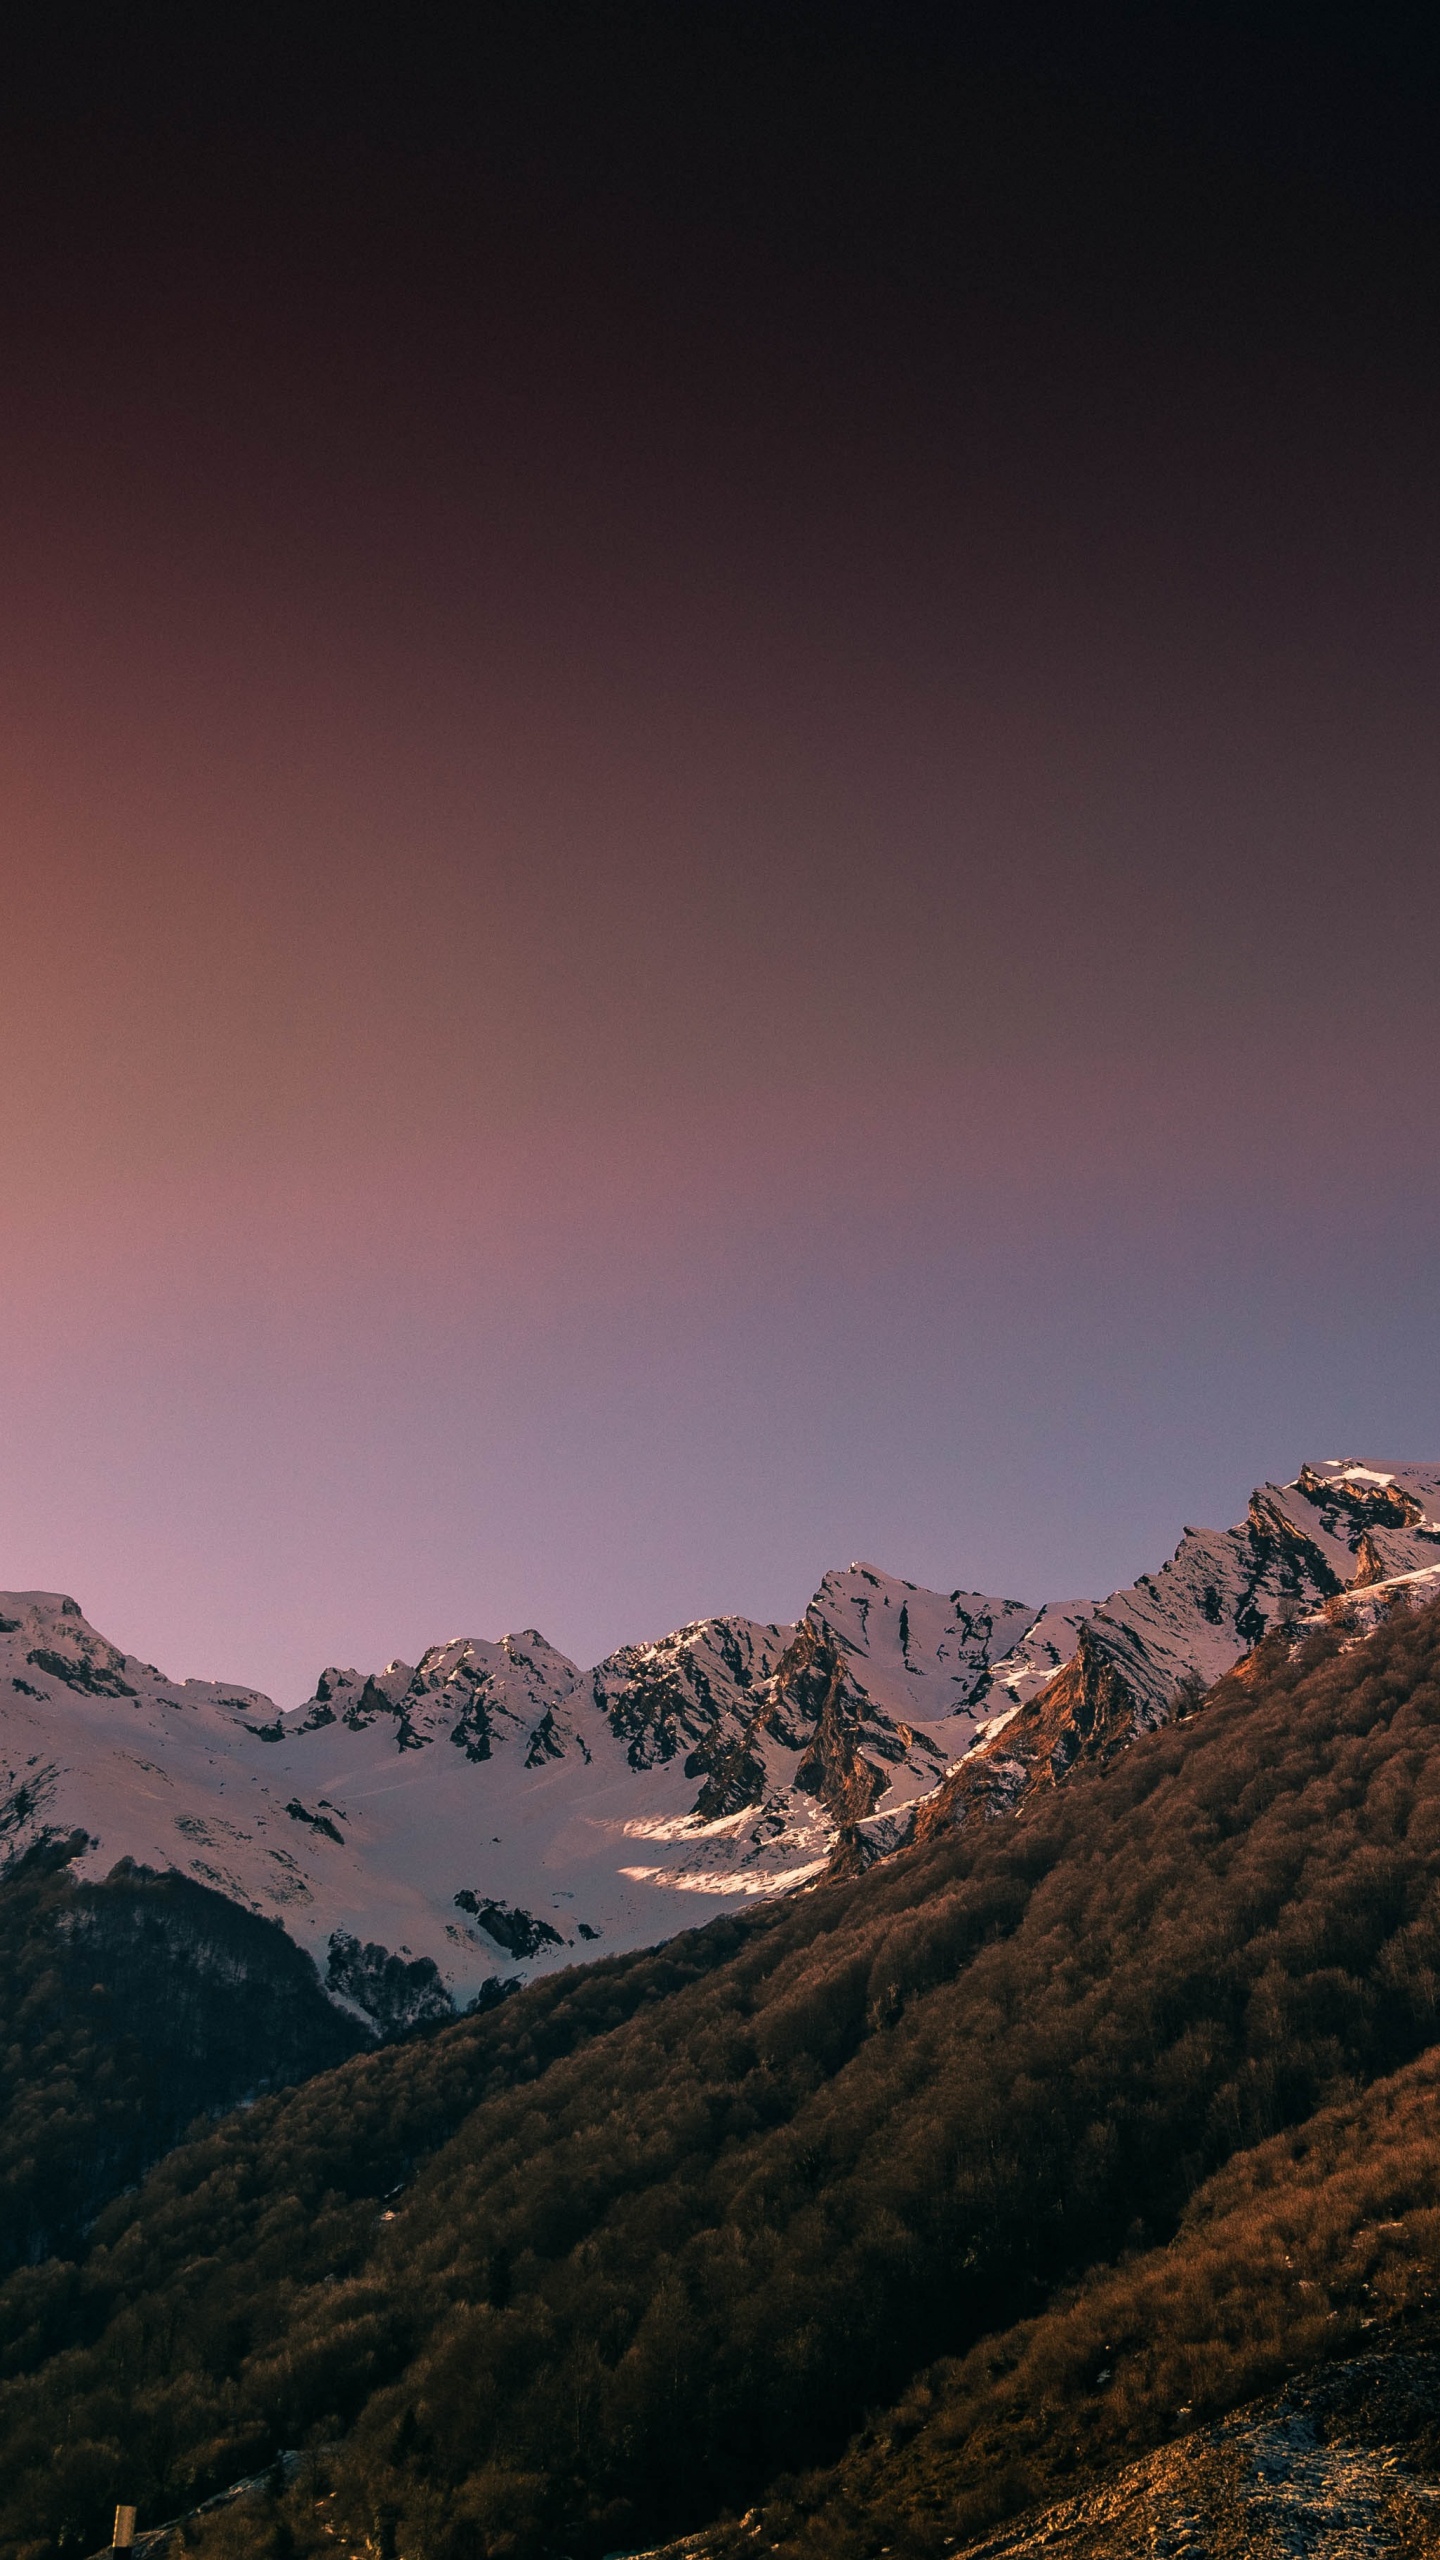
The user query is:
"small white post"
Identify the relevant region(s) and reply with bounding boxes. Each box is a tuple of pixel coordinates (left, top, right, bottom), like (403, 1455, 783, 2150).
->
(112, 2508, 137, 2551)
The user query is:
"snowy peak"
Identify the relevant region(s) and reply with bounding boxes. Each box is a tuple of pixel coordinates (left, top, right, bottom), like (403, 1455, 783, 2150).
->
(805, 1565, 1041, 1728)
(1252, 1465, 1440, 1655)
(0, 1589, 143, 1703)
(0, 1588, 276, 1727)
(1292, 1459, 1440, 1582)
(293, 1630, 583, 1763)
(1083, 1460, 1440, 1720)
(588, 1614, 794, 1778)
(577, 1570, 1043, 1842)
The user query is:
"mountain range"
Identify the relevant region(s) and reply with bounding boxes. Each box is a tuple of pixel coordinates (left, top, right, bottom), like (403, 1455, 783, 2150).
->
(4, 1457, 1439, 2031)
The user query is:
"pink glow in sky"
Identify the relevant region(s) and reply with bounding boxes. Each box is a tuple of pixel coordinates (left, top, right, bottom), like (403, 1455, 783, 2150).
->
(3, 15, 1439, 1697)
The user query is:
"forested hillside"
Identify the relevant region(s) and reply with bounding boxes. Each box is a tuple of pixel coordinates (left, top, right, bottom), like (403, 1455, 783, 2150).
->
(735, 2041, 1440, 2557)
(8, 1602, 1440, 2560)
(0, 1839, 368, 2273)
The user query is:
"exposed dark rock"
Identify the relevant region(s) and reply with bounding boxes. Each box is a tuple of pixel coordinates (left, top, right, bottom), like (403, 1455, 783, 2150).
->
(445, 1664, 497, 1761)
(1351, 1529, 1389, 1587)
(781, 1625, 888, 1826)
(1297, 1458, 1427, 1531)
(523, 1707, 568, 1767)
(26, 1646, 135, 1698)
(285, 1798, 345, 1844)
(325, 1929, 453, 2034)
(685, 1731, 769, 1819)
(465, 1972, 523, 2015)
(453, 1893, 565, 1957)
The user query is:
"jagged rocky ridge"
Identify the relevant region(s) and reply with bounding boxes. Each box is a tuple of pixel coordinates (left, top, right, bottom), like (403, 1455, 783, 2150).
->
(1, 1459, 1435, 2029)
(909, 1459, 1440, 1847)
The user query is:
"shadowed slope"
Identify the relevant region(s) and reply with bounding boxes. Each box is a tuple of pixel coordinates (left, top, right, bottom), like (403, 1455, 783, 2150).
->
(0, 1836, 368, 2275)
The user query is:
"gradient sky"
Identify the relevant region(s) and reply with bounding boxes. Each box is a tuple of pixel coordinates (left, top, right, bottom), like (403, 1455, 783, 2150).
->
(3, 7, 1440, 1701)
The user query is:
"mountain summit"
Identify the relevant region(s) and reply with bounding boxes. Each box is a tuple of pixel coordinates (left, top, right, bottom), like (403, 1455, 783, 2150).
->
(2, 1460, 1435, 2029)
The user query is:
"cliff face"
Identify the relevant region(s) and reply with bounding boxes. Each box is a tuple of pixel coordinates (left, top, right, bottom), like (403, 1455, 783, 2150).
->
(912, 1622, 1152, 1844)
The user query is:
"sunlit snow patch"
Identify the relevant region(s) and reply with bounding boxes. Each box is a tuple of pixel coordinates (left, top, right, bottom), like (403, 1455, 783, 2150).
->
(619, 1860, 828, 1895)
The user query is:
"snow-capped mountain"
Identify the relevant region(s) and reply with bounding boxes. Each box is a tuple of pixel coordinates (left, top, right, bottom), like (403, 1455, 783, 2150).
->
(2, 1459, 1435, 2029)
(911, 1458, 1440, 1838)
(0, 1570, 1032, 2025)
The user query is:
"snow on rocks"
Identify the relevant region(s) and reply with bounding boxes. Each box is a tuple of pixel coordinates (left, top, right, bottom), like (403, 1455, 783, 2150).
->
(899, 1459, 1440, 1851)
(5, 1460, 1438, 2026)
(1078, 1460, 1440, 1720)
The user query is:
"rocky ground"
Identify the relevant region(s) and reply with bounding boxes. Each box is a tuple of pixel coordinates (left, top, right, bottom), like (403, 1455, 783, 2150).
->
(950, 2353, 1440, 2559)
(621, 2351, 1440, 2560)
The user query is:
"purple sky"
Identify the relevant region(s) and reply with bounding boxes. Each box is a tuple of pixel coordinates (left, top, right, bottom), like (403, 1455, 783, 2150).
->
(3, 11, 1440, 1700)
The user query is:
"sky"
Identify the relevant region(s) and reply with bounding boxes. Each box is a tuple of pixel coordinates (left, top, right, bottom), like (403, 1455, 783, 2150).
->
(2, 5, 1440, 1702)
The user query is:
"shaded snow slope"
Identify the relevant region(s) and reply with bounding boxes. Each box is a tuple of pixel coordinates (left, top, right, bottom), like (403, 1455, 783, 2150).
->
(0, 1573, 1036, 2021)
(3, 1460, 1434, 2025)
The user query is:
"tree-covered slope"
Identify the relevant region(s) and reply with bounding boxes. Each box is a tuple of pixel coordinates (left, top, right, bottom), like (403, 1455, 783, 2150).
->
(9, 1601, 1440, 2560)
(730, 2037, 1440, 2559)
(0, 1837, 369, 2274)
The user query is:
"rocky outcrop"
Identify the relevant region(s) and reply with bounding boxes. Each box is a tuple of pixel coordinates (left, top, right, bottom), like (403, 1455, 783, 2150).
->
(305, 1631, 585, 1763)
(785, 1630, 892, 1828)
(323, 1928, 453, 2035)
(592, 1615, 790, 1775)
(453, 1892, 565, 1957)
(941, 2354, 1440, 2560)
(999, 1461, 1440, 1737)
(912, 1624, 1150, 1843)
(1296, 1458, 1429, 1532)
